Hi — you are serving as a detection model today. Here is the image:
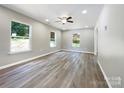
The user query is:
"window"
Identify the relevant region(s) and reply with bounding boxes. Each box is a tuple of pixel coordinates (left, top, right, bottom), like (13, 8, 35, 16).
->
(72, 33, 80, 48)
(50, 32, 56, 47)
(10, 21, 31, 53)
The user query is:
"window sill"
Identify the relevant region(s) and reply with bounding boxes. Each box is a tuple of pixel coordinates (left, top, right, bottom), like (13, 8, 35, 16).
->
(8, 50, 32, 55)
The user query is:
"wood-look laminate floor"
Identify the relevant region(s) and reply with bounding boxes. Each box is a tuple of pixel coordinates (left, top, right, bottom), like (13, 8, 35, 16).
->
(0, 51, 108, 88)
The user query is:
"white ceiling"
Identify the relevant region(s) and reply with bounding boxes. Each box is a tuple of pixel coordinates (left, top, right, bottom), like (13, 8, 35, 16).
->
(3, 4, 103, 30)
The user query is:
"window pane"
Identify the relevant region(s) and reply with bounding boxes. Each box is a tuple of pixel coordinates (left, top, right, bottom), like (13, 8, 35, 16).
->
(50, 32, 56, 47)
(11, 21, 30, 53)
(72, 33, 80, 48)
(50, 32, 55, 39)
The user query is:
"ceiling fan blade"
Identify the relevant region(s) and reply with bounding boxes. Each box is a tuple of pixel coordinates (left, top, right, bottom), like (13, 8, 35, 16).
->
(67, 20, 73, 23)
(67, 16, 72, 20)
(57, 17, 63, 20)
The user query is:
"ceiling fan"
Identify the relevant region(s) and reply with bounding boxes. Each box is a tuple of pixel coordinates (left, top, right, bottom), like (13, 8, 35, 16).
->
(56, 16, 74, 25)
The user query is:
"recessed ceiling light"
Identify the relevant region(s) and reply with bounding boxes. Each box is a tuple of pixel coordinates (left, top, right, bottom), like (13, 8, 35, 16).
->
(45, 19, 49, 22)
(82, 10, 87, 14)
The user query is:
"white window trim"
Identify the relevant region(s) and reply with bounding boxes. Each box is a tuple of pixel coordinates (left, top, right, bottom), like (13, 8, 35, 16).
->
(9, 20, 32, 54)
(50, 31, 57, 48)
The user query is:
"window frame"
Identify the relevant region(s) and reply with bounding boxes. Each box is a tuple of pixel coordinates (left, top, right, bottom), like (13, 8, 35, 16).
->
(9, 20, 32, 54)
(50, 31, 56, 48)
(72, 33, 80, 48)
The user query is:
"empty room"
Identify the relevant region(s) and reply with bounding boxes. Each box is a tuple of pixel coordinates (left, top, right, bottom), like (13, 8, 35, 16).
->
(0, 4, 124, 88)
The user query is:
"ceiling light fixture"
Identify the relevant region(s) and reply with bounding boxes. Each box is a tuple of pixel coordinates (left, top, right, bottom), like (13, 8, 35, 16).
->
(61, 19, 67, 24)
(45, 19, 49, 22)
(82, 10, 87, 14)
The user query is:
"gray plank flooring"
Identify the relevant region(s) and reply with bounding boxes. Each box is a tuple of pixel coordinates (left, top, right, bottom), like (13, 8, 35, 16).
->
(0, 51, 108, 88)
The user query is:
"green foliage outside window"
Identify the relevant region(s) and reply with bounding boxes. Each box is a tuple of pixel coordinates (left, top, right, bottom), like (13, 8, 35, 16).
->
(11, 21, 29, 37)
(72, 33, 80, 48)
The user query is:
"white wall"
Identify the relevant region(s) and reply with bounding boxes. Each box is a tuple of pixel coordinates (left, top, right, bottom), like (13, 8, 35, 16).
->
(0, 6, 61, 67)
(62, 29, 94, 53)
(95, 5, 124, 87)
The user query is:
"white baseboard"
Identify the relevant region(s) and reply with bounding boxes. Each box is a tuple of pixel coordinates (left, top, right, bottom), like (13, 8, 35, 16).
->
(0, 50, 61, 70)
(97, 60, 112, 88)
(61, 49, 94, 54)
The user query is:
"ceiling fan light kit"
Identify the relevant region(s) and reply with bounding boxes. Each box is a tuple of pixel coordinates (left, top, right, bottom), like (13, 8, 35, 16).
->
(56, 16, 74, 25)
